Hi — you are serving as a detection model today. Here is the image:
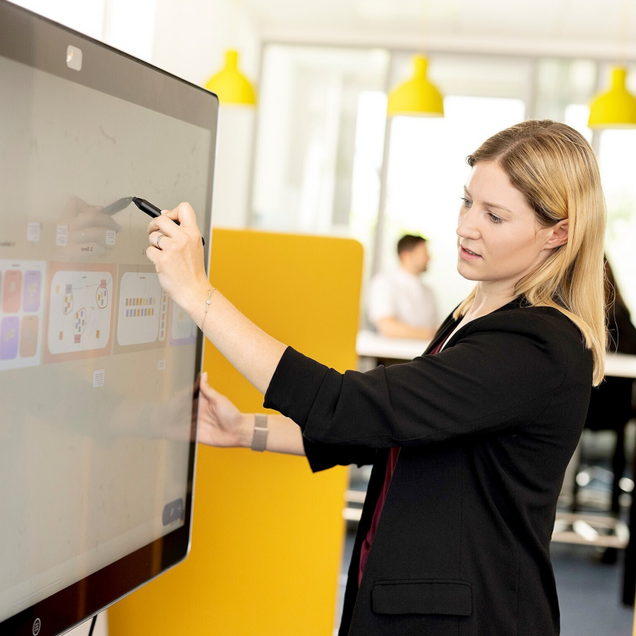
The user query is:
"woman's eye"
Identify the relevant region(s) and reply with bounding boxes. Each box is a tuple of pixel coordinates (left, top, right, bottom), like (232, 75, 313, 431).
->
(460, 197, 472, 208)
(488, 213, 503, 224)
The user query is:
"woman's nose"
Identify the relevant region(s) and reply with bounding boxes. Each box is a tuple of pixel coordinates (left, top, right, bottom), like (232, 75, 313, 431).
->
(456, 208, 480, 240)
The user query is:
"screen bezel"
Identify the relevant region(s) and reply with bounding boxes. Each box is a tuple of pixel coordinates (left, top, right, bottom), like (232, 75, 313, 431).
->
(0, 2, 218, 634)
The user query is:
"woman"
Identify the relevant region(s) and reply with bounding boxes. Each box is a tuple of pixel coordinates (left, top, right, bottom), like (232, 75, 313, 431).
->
(146, 120, 606, 635)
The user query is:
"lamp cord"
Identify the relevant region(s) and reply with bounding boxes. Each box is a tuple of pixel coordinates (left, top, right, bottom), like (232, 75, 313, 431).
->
(619, 0, 631, 66)
(87, 614, 98, 636)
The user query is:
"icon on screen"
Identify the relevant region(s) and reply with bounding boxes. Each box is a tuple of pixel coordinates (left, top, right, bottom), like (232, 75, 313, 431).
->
(162, 498, 184, 526)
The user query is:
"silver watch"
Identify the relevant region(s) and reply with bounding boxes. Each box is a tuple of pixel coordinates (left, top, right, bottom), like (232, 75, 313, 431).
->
(251, 414, 268, 452)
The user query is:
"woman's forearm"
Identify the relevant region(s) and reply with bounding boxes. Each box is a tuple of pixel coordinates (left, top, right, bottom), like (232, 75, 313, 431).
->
(146, 204, 287, 395)
(185, 281, 287, 395)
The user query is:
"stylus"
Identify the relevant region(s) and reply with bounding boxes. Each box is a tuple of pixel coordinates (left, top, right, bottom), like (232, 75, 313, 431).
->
(132, 197, 162, 217)
(133, 197, 206, 246)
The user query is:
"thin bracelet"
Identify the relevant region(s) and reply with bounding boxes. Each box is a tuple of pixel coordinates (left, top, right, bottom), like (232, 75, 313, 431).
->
(251, 414, 268, 452)
(201, 286, 216, 331)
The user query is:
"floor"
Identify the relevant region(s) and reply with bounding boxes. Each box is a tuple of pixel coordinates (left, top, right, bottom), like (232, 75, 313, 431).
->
(552, 542, 633, 635)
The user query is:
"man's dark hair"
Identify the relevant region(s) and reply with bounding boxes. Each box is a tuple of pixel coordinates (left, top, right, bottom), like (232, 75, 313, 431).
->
(397, 234, 427, 256)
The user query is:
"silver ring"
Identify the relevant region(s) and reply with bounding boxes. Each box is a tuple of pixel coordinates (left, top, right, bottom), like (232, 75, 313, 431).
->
(156, 232, 164, 249)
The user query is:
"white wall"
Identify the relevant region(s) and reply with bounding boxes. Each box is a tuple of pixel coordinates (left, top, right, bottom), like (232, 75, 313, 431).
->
(10, 0, 106, 39)
(102, 0, 156, 62)
(151, 0, 261, 228)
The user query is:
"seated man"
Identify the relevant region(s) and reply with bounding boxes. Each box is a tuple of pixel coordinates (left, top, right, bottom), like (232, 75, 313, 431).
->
(368, 234, 438, 339)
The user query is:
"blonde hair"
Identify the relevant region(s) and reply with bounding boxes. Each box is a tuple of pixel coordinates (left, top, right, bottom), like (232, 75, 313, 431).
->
(453, 120, 607, 385)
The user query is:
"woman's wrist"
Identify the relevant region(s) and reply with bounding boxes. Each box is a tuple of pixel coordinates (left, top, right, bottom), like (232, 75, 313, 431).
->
(183, 279, 216, 329)
(240, 414, 257, 448)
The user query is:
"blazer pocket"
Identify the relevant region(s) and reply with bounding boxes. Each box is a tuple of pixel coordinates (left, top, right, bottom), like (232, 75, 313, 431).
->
(372, 579, 472, 616)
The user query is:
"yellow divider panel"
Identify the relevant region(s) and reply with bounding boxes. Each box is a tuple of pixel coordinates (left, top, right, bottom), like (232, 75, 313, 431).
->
(109, 229, 363, 636)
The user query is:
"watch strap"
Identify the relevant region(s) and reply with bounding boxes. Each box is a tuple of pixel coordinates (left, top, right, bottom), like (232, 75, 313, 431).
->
(251, 414, 268, 452)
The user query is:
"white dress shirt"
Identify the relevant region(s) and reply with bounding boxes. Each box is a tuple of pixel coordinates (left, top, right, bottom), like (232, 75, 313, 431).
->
(368, 268, 438, 330)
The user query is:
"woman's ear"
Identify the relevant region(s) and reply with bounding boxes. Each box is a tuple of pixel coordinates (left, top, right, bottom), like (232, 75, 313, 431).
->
(545, 219, 569, 249)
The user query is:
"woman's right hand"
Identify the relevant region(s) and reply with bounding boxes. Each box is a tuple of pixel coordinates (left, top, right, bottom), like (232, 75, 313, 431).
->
(198, 372, 251, 448)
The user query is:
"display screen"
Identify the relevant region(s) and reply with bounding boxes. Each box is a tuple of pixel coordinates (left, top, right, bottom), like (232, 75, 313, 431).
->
(0, 2, 217, 633)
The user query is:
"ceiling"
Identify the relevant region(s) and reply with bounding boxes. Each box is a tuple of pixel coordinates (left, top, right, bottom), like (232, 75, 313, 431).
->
(242, 0, 636, 59)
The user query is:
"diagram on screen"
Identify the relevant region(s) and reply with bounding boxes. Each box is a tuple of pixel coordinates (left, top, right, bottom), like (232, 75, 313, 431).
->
(116, 271, 166, 347)
(47, 270, 113, 356)
(0, 260, 46, 372)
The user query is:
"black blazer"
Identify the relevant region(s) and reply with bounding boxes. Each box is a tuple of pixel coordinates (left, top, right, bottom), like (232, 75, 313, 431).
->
(264, 298, 593, 636)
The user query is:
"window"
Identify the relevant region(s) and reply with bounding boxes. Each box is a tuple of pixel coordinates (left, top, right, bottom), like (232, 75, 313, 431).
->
(598, 128, 636, 313)
(251, 45, 390, 262)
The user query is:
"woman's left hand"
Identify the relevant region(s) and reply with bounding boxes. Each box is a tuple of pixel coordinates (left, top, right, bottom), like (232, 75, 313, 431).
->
(197, 372, 251, 448)
(146, 202, 209, 317)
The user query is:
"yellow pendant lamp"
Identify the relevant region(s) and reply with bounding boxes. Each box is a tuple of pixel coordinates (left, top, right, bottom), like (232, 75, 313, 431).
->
(387, 55, 444, 118)
(205, 49, 256, 106)
(588, 67, 636, 128)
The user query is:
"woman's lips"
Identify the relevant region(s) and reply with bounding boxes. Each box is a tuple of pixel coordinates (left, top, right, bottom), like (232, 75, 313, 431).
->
(459, 245, 482, 260)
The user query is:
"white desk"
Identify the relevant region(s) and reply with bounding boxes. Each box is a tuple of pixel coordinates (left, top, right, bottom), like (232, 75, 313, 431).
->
(356, 331, 430, 362)
(356, 330, 636, 379)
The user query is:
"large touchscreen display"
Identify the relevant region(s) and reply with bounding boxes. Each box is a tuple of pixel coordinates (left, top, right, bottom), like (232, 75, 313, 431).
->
(0, 39, 214, 625)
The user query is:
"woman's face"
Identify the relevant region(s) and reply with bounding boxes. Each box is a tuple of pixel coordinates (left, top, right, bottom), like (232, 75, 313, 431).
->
(456, 160, 564, 295)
